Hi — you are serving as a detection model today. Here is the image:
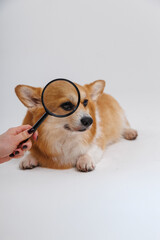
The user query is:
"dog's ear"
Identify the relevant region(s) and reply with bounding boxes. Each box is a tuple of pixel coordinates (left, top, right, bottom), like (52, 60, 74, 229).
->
(15, 85, 42, 109)
(85, 80, 105, 101)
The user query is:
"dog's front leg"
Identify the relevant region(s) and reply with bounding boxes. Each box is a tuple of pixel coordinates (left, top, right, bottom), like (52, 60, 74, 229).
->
(19, 153, 39, 170)
(76, 145, 103, 172)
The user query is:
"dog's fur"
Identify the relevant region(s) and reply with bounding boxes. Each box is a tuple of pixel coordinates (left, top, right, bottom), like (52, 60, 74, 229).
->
(15, 80, 138, 172)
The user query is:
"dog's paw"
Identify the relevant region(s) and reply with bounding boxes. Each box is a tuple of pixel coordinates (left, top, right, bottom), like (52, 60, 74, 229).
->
(19, 154, 39, 170)
(123, 128, 138, 140)
(76, 155, 95, 172)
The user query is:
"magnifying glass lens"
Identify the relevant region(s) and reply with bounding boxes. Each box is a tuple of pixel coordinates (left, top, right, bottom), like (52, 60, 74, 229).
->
(42, 80, 80, 117)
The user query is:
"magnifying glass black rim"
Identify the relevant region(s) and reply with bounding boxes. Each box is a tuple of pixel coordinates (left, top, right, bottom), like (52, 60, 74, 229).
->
(41, 78, 81, 118)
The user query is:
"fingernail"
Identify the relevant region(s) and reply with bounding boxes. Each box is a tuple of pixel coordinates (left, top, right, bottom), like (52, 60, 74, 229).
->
(28, 128, 34, 134)
(22, 145, 27, 149)
(15, 151, 19, 155)
(9, 153, 15, 157)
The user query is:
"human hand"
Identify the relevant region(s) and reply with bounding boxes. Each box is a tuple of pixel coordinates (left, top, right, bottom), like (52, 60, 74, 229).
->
(0, 125, 38, 164)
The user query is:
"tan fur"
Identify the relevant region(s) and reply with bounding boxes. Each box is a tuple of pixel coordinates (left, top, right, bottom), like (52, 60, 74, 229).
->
(15, 80, 138, 171)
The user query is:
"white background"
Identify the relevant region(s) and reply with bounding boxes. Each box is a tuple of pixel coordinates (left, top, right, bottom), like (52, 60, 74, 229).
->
(0, 0, 160, 239)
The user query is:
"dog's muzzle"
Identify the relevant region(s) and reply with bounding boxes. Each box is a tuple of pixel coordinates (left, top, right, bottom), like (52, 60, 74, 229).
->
(64, 116, 93, 132)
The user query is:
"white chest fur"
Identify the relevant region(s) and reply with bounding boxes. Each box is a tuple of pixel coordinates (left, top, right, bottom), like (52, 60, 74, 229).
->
(51, 131, 89, 166)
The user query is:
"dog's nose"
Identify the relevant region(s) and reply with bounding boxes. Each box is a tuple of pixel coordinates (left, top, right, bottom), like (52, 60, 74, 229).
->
(81, 117, 93, 127)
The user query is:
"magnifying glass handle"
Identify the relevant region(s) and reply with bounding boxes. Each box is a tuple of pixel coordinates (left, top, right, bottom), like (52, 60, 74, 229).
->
(9, 112, 48, 158)
(29, 112, 48, 132)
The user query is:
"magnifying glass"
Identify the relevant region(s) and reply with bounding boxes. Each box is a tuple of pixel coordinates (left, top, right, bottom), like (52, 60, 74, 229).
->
(9, 78, 81, 157)
(29, 78, 81, 133)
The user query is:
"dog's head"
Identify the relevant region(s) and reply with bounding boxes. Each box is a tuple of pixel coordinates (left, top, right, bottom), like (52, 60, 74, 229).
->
(15, 80, 105, 133)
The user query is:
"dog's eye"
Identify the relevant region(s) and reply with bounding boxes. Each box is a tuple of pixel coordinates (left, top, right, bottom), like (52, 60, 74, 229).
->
(60, 102, 75, 111)
(83, 99, 88, 107)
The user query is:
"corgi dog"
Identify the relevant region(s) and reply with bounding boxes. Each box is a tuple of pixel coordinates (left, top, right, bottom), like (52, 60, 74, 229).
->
(15, 80, 138, 172)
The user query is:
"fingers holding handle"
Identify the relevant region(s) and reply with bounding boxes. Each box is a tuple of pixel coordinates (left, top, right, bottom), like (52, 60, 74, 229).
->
(9, 127, 38, 158)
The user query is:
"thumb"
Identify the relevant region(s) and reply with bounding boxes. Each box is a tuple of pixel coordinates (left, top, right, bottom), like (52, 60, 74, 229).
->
(15, 129, 33, 144)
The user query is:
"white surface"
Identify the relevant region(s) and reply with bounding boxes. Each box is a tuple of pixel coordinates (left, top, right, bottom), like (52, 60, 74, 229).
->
(0, 0, 160, 239)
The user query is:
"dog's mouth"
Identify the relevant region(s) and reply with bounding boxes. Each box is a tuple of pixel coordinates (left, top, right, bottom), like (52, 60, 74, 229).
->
(64, 124, 87, 132)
